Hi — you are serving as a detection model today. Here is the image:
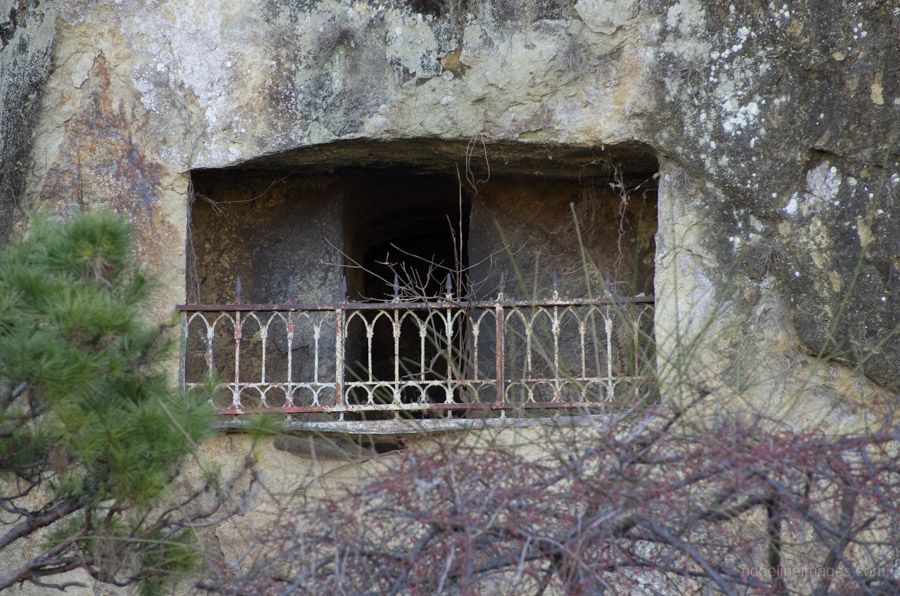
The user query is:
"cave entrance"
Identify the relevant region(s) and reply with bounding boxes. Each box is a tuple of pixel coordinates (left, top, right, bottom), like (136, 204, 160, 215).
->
(343, 175, 469, 302)
(343, 174, 471, 413)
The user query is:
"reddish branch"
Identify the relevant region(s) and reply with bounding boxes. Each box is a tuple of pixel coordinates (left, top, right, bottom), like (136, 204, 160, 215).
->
(0, 494, 90, 553)
(199, 399, 900, 595)
(0, 524, 89, 591)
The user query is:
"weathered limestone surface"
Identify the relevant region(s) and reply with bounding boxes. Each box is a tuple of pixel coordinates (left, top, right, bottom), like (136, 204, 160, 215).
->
(5, 1, 900, 417)
(0, 0, 57, 242)
(1, 2, 899, 592)
(647, 0, 900, 403)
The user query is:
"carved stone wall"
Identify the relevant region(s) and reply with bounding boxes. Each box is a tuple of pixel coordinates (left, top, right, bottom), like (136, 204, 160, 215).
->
(8, 0, 893, 405)
(1, 1, 898, 589)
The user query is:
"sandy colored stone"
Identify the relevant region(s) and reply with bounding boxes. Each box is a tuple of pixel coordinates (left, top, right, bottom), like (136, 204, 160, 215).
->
(2, 0, 899, 590)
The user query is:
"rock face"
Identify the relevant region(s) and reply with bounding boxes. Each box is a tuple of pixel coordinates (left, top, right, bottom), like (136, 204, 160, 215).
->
(647, 0, 900, 397)
(4, 1, 899, 407)
(0, 0, 57, 243)
(2, 1, 898, 592)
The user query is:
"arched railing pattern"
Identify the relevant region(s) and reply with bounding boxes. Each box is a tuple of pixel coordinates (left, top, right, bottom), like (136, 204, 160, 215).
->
(179, 296, 654, 419)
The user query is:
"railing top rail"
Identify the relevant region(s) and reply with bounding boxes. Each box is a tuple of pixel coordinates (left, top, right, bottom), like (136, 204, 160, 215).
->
(177, 295, 655, 312)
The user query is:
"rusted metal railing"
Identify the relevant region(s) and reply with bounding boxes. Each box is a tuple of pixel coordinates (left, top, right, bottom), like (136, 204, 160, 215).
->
(178, 284, 654, 420)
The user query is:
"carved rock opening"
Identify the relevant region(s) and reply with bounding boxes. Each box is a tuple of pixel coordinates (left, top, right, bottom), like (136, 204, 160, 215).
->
(186, 139, 658, 421)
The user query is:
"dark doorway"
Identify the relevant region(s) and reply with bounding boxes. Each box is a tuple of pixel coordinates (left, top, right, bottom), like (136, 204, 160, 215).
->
(343, 173, 471, 415)
(343, 173, 470, 301)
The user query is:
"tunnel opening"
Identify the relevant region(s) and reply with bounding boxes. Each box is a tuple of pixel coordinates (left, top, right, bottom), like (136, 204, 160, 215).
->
(343, 174, 470, 301)
(342, 174, 471, 417)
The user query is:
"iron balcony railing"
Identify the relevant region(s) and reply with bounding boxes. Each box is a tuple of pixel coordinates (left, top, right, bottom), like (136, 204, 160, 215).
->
(178, 290, 654, 420)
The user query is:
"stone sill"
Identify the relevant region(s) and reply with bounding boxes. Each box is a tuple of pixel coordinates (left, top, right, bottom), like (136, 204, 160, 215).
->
(214, 414, 607, 436)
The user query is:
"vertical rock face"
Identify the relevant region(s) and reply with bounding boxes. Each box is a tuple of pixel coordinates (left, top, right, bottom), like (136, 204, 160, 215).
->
(646, 0, 900, 399)
(0, 0, 57, 242)
(6, 0, 900, 406)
